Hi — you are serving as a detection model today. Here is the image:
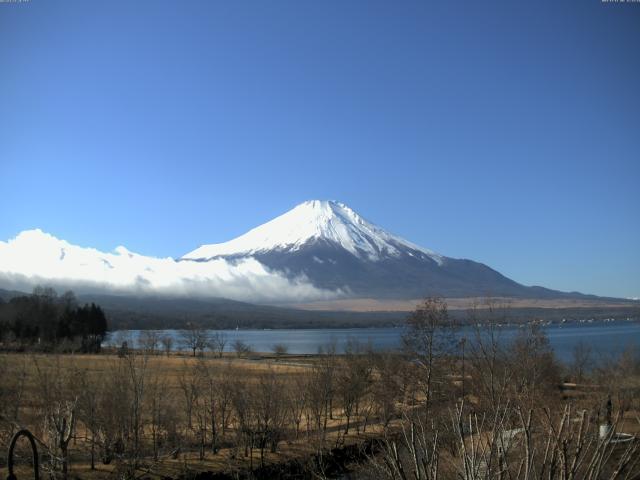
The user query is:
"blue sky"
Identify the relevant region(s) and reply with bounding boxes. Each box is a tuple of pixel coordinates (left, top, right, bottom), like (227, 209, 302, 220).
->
(1, 0, 638, 298)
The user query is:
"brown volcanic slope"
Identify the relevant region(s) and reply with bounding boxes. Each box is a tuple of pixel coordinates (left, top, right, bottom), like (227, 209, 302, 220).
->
(286, 297, 640, 312)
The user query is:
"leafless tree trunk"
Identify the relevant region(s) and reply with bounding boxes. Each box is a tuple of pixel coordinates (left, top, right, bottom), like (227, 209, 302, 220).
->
(209, 332, 227, 358)
(161, 335, 174, 356)
(178, 361, 201, 431)
(180, 323, 210, 357)
(33, 357, 78, 480)
(403, 297, 455, 417)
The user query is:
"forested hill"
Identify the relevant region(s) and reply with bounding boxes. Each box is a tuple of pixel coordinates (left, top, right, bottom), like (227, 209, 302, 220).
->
(1, 288, 638, 332)
(75, 293, 406, 330)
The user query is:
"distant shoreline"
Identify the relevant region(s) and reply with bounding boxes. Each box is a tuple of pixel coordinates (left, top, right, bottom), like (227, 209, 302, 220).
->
(105, 320, 640, 363)
(285, 296, 640, 312)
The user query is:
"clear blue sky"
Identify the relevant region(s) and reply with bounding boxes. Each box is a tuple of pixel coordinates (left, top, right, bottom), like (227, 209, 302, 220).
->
(1, 1, 638, 298)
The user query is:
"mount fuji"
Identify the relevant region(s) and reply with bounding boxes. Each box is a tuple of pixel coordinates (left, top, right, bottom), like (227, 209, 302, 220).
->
(0, 200, 598, 304)
(181, 200, 584, 301)
(183, 200, 444, 264)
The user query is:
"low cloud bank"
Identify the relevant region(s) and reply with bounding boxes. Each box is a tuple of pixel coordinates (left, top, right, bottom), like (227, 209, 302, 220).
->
(0, 229, 343, 303)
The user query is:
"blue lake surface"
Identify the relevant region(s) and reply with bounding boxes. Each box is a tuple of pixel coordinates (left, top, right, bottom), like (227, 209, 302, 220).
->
(108, 321, 640, 363)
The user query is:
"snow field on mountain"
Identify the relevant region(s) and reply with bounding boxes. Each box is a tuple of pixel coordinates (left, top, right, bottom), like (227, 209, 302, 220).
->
(183, 200, 443, 264)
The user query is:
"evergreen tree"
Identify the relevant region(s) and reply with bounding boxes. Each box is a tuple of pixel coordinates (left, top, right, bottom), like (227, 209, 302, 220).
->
(0, 287, 108, 352)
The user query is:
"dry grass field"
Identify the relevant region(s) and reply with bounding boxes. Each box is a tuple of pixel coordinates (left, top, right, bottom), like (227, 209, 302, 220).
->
(0, 350, 389, 480)
(1, 318, 638, 480)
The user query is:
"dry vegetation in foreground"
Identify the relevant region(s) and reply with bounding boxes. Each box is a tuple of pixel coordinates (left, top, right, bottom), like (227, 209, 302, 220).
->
(0, 298, 639, 480)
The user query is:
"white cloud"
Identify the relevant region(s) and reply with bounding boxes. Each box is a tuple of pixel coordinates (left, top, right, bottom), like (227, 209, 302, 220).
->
(0, 229, 342, 303)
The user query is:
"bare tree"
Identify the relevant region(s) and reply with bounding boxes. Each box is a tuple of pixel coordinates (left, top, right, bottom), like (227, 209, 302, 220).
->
(403, 297, 456, 415)
(45, 401, 76, 480)
(371, 351, 405, 428)
(594, 345, 640, 418)
(192, 362, 209, 460)
(253, 368, 288, 466)
(509, 323, 561, 410)
(33, 357, 78, 480)
(230, 371, 255, 465)
(305, 367, 327, 438)
(178, 361, 201, 430)
(216, 363, 235, 437)
(200, 360, 222, 455)
(232, 339, 252, 358)
(466, 299, 514, 415)
(113, 330, 132, 351)
(272, 343, 289, 357)
(161, 335, 174, 357)
(147, 371, 175, 461)
(122, 351, 150, 471)
(337, 339, 373, 434)
(305, 346, 337, 446)
(571, 340, 593, 383)
(139, 330, 160, 355)
(180, 323, 210, 357)
(95, 359, 130, 466)
(209, 332, 227, 358)
(94, 351, 150, 474)
(288, 374, 307, 439)
(0, 355, 27, 445)
(77, 370, 101, 470)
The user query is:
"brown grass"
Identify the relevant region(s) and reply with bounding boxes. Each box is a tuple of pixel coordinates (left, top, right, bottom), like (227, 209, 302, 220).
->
(0, 351, 377, 479)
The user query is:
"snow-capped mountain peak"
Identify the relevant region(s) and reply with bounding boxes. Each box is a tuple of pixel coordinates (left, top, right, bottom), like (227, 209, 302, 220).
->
(182, 200, 443, 264)
(0, 204, 592, 302)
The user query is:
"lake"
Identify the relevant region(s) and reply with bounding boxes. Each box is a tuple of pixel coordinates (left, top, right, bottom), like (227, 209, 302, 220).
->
(107, 320, 640, 364)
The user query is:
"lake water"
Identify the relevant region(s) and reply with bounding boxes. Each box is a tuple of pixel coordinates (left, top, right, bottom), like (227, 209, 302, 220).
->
(107, 320, 640, 364)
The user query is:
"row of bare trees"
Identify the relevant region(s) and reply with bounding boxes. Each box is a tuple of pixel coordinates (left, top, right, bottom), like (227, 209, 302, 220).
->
(116, 327, 264, 359)
(119, 327, 229, 358)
